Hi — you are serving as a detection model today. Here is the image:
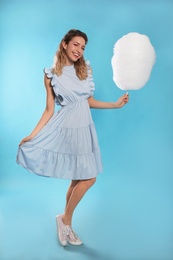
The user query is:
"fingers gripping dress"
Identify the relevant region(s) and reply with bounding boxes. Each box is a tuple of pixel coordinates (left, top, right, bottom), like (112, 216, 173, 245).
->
(17, 62, 103, 180)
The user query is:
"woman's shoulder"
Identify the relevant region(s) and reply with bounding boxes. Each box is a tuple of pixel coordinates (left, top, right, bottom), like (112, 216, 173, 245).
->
(85, 60, 91, 68)
(85, 60, 92, 75)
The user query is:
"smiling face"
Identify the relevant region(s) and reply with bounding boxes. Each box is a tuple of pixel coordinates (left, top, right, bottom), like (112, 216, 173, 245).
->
(62, 36, 86, 66)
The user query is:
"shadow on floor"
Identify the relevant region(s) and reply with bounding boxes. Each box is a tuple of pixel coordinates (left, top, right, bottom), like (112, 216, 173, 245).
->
(63, 244, 118, 260)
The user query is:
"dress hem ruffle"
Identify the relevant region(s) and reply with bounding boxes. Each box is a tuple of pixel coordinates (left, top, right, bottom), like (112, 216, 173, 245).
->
(16, 161, 101, 180)
(17, 145, 103, 180)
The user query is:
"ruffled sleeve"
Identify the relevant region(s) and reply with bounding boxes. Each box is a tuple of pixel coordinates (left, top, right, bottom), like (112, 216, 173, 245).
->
(43, 68, 57, 86)
(43, 68, 62, 106)
(44, 68, 53, 78)
(86, 61, 95, 96)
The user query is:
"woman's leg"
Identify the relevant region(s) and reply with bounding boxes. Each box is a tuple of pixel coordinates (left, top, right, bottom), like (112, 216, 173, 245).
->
(65, 180, 80, 210)
(62, 178, 96, 226)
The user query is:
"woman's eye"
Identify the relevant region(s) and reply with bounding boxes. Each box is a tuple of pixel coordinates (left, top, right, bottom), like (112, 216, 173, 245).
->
(73, 43, 85, 51)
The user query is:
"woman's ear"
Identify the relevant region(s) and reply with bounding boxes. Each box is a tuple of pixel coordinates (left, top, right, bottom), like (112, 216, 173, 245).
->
(62, 41, 67, 50)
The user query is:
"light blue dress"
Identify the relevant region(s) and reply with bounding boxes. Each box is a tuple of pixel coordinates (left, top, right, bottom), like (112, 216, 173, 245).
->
(17, 61, 103, 180)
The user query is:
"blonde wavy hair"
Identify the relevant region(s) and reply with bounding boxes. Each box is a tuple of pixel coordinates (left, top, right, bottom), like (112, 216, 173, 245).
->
(52, 29, 88, 80)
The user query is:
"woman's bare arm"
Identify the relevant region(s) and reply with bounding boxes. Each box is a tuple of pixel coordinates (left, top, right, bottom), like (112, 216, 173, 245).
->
(88, 94, 129, 109)
(19, 75, 55, 145)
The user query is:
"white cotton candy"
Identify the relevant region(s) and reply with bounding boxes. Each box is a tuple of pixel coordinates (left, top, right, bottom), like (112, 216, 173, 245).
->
(111, 32, 156, 90)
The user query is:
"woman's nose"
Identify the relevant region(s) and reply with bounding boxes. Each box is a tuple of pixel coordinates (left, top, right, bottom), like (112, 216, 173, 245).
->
(76, 46, 81, 53)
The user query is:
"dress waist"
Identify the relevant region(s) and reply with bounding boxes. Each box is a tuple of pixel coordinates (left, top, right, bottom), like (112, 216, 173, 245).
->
(61, 98, 88, 107)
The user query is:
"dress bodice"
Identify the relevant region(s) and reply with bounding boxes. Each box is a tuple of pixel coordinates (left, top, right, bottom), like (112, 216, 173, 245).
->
(44, 61, 95, 106)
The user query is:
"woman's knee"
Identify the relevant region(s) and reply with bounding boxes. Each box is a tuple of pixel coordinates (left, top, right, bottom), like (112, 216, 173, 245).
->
(87, 177, 96, 187)
(92, 177, 96, 185)
(71, 180, 80, 188)
(76, 177, 96, 189)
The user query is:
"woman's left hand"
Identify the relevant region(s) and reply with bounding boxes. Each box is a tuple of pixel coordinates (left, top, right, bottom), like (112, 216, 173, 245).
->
(115, 93, 129, 108)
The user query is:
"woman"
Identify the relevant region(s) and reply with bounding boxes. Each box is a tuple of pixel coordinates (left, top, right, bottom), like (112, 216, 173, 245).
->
(17, 29, 129, 246)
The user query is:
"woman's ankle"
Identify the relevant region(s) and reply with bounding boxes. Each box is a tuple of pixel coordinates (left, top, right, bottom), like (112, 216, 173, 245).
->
(62, 214, 71, 226)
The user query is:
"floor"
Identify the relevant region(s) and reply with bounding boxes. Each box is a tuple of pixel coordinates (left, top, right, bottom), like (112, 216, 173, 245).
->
(0, 158, 172, 260)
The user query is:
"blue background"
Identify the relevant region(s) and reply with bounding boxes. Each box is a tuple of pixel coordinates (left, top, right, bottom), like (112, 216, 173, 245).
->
(0, 0, 173, 259)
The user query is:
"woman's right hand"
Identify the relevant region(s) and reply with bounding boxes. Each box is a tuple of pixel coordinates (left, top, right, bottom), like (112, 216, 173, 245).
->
(19, 135, 33, 146)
